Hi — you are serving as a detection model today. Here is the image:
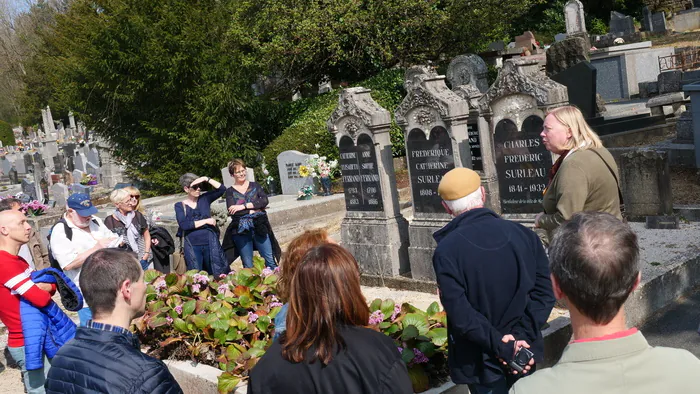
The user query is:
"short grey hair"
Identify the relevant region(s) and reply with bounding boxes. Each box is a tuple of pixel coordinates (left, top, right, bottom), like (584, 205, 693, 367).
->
(178, 173, 198, 189)
(443, 187, 483, 216)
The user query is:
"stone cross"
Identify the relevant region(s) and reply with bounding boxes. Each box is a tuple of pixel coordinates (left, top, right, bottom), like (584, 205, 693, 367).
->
(328, 87, 409, 277)
(446, 54, 490, 93)
(564, 0, 587, 34)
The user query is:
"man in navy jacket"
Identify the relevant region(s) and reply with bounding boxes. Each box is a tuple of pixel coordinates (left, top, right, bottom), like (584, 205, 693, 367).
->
(45, 248, 182, 394)
(433, 168, 555, 394)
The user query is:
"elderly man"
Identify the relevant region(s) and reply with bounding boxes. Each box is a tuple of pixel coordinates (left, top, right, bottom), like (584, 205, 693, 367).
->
(433, 168, 555, 394)
(511, 212, 700, 394)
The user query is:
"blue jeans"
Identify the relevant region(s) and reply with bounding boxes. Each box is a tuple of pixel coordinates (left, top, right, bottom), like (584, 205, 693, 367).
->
(7, 346, 49, 394)
(468, 377, 508, 394)
(232, 231, 277, 269)
(139, 259, 150, 270)
(77, 307, 92, 326)
(191, 244, 213, 274)
(273, 303, 288, 340)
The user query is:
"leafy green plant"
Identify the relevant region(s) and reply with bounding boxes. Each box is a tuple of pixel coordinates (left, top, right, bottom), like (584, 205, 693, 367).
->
(136, 257, 449, 393)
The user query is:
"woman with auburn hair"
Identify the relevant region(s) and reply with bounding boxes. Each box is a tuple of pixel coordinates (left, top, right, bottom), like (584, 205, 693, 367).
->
(535, 106, 622, 240)
(273, 229, 330, 338)
(249, 244, 412, 394)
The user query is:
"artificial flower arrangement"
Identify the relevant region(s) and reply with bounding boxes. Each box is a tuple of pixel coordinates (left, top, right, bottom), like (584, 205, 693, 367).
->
(297, 185, 314, 200)
(79, 173, 98, 186)
(304, 153, 338, 179)
(22, 200, 49, 216)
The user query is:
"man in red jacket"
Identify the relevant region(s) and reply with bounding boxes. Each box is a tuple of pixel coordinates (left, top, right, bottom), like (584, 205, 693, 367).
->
(0, 209, 55, 394)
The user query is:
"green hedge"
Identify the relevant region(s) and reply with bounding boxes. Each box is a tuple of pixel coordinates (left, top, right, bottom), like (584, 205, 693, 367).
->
(262, 69, 406, 191)
(0, 121, 15, 147)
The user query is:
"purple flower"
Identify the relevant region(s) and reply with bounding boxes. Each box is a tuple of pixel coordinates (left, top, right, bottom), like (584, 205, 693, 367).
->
(166, 316, 173, 325)
(193, 273, 209, 285)
(270, 302, 283, 308)
(191, 284, 201, 293)
(261, 267, 273, 278)
(412, 348, 429, 364)
(198, 310, 206, 314)
(174, 305, 183, 315)
(368, 310, 385, 325)
(219, 274, 226, 279)
(155, 279, 167, 291)
(391, 304, 401, 321)
(397, 346, 403, 354)
(248, 311, 259, 323)
(217, 284, 228, 294)
(273, 267, 280, 274)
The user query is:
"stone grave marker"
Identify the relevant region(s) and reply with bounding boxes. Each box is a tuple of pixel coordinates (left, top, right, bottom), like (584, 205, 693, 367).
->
(515, 31, 539, 52)
(86, 162, 99, 176)
(23, 154, 33, 173)
(53, 153, 66, 174)
(74, 153, 87, 173)
(88, 147, 100, 167)
(1, 158, 12, 174)
(50, 183, 69, 207)
(651, 12, 667, 33)
(619, 149, 673, 221)
(21, 179, 37, 201)
(446, 54, 489, 93)
(642, 7, 652, 31)
(8, 168, 18, 184)
(610, 11, 635, 35)
(493, 115, 551, 214)
(565, 0, 586, 34)
(71, 183, 91, 196)
(551, 61, 597, 119)
(555, 33, 568, 42)
(546, 36, 589, 76)
(73, 169, 85, 184)
(32, 163, 44, 202)
(276, 151, 313, 195)
(328, 87, 409, 276)
(33, 152, 44, 172)
(395, 66, 471, 281)
(646, 215, 679, 229)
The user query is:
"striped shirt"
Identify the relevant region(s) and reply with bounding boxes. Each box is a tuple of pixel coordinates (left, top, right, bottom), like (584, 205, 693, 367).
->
(0, 250, 54, 347)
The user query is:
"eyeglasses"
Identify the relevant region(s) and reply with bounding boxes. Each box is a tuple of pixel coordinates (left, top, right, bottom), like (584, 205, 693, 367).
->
(188, 184, 201, 190)
(234, 170, 247, 175)
(130, 195, 140, 200)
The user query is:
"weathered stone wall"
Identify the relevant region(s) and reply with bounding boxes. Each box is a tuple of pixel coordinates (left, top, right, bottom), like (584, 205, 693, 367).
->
(645, 0, 693, 13)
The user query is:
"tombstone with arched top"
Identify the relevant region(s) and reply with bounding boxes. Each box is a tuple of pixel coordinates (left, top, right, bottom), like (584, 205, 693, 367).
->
(328, 87, 409, 277)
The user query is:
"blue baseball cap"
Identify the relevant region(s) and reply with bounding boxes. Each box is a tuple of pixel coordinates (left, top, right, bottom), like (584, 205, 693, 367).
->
(67, 193, 98, 217)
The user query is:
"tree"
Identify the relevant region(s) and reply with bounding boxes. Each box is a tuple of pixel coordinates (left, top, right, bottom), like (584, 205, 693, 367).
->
(0, 119, 15, 145)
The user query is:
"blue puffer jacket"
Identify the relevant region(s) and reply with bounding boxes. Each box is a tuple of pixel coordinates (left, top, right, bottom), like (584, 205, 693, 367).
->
(20, 267, 83, 370)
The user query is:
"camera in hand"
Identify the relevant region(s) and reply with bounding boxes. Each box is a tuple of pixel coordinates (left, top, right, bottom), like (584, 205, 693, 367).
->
(507, 346, 534, 374)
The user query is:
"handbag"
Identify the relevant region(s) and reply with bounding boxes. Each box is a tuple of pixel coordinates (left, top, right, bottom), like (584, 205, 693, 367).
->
(590, 149, 627, 221)
(172, 202, 188, 274)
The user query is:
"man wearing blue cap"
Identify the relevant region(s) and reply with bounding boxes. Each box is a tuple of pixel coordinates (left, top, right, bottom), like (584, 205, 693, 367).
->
(49, 193, 118, 326)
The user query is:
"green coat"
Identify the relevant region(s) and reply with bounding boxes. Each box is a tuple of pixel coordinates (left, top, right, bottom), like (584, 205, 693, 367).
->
(539, 148, 622, 238)
(510, 331, 700, 394)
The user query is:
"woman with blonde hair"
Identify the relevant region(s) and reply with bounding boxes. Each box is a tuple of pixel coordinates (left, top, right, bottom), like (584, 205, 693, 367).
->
(105, 188, 152, 270)
(123, 185, 145, 213)
(535, 106, 622, 238)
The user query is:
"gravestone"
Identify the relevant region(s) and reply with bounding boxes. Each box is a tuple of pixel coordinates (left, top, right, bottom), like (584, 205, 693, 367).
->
(73, 169, 85, 184)
(71, 183, 90, 196)
(14, 156, 25, 174)
(328, 87, 410, 276)
(493, 115, 552, 214)
(32, 163, 44, 202)
(515, 31, 539, 52)
(276, 150, 313, 195)
(395, 66, 471, 281)
(86, 162, 99, 177)
(74, 153, 87, 172)
(33, 152, 43, 172)
(555, 33, 568, 42)
(87, 147, 100, 167)
(651, 12, 667, 33)
(23, 154, 33, 173)
(479, 58, 568, 216)
(53, 153, 66, 174)
(642, 7, 652, 32)
(1, 158, 12, 174)
(565, 0, 587, 34)
(50, 183, 69, 207)
(619, 150, 673, 221)
(546, 36, 590, 76)
(610, 11, 635, 35)
(551, 61, 597, 119)
(8, 168, 18, 184)
(446, 54, 490, 93)
(62, 144, 76, 172)
(21, 179, 37, 201)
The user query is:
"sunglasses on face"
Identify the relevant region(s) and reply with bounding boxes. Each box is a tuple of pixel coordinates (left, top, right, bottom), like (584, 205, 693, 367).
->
(188, 184, 201, 191)
(130, 195, 140, 200)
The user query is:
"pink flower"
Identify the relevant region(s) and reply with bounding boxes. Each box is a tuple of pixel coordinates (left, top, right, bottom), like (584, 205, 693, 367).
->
(270, 302, 283, 308)
(273, 267, 280, 274)
(155, 279, 167, 291)
(217, 284, 228, 294)
(261, 267, 273, 278)
(391, 304, 401, 321)
(174, 305, 183, 315)
(198, 310, 206, 314)
(219, 274, 226, 279)
(368, 310, 385, 325)
(191, 284, 201, 293)
(193, 273, 209, 285)
(166, 316, 173, 325)
(248, 311, 259, 323)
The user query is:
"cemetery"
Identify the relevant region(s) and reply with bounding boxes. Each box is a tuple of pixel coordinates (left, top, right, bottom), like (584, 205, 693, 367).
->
(0, 1, 700, 393)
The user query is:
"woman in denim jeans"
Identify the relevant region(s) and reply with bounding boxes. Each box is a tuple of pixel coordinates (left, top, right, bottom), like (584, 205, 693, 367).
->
(224, 159, 280, 269)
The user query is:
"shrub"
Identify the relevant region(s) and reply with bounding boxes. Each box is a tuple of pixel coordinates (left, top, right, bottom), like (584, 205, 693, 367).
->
(136, 257, 449, 393)
(261, 69, 406, 192)
(0, 120, 15, 147)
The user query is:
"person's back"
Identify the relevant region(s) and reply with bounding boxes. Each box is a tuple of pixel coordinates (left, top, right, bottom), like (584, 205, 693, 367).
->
(45, 248, 182, 394)
(250, 325, 407, 394)
(511, 212, 700, 394)
(512, 334, 700, 394)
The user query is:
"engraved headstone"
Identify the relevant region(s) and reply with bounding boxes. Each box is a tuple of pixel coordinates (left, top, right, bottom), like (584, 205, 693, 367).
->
(467, 122, 483, 171)
(610, 11, 635, 35)
(338, 135, 383, 212)
(406, 127, 455, 214)
(642, 7, 652, 32)
(565, 0, 587, 34)
(494, 116, 552, 214)
(53, 153, 66, 174)
(276, 150, 313, 195)
(551, 61, 597, 119)
(651, 12, 667, 33)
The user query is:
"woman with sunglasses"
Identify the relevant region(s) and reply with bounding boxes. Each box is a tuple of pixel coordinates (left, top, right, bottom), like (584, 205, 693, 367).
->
(105, 188, 152, 270)
(174, 173, 229, 275)
(123, 185, 145, 213)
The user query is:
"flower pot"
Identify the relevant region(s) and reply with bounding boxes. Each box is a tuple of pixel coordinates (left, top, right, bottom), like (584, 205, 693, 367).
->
(320, 176, 332, 196)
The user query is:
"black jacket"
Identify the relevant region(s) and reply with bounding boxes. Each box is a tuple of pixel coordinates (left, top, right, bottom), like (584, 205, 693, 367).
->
(45, 327, 183, 394)
(432, 208, 555, 386)
(248, 325, 413, 394)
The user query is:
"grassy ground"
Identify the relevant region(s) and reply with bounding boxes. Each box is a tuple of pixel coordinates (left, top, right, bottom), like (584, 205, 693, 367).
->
(651, 30, 700, 48)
